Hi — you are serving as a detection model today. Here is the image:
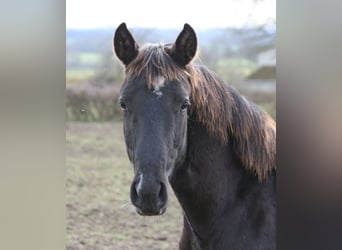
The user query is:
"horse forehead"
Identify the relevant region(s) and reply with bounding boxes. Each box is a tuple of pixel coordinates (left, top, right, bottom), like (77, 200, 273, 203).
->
(151, 76, 165, 98)
(152, 76, 165, 90)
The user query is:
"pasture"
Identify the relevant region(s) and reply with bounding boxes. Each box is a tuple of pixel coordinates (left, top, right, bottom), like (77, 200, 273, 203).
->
(66, 122, 183, 249)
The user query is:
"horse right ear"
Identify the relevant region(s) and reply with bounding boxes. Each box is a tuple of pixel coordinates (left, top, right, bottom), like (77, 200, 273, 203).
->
(169, 23, 197, 67)
(113, 23, 139, 66)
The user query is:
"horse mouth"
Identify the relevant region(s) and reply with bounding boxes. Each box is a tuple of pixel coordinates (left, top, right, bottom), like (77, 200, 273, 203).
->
(135, 206, 167, 216)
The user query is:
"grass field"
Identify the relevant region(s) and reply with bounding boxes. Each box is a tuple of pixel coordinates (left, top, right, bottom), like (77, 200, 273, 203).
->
(66, 53, 103, 83)
(66, 122, 183, 250)
(66, 69, 97, 83)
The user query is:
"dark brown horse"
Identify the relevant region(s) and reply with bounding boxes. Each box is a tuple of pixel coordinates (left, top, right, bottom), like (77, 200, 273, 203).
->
(113, 23, 276, 250)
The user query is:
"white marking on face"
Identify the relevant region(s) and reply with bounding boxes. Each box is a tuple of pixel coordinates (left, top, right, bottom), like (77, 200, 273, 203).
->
(167, 167, 174, 178)
(152, 76, 165, 98)
(136, 173, 143, 193)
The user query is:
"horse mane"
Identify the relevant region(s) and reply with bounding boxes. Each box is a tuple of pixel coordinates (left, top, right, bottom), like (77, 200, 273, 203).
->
(125, 44, 276, 182)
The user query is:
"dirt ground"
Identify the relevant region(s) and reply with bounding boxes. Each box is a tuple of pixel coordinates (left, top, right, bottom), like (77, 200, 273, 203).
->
(66, 122, 183, 250)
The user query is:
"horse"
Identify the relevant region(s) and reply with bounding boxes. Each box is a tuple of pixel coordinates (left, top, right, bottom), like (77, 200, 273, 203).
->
(113, 23, 276, 250)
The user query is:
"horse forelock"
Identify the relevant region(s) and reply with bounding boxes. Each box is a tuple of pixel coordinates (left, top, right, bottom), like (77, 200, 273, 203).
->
(125, 44, 190, 88)
(124, 43, 276, 181)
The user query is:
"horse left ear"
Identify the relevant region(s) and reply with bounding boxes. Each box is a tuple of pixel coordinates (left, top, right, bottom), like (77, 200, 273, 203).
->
(169, 24, 197, 66)
(113, 23, 139, 66)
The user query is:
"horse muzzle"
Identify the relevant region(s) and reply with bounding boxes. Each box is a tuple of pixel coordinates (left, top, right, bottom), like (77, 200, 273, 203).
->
(130, 174, 168, 216)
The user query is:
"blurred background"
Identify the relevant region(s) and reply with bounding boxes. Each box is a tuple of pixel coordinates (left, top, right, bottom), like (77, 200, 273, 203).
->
(66, 0, 276, 249)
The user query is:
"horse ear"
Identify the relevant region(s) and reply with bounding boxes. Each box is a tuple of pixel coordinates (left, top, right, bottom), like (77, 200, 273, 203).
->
(170, 23, 197, 66)
(113, 23, 139, 66)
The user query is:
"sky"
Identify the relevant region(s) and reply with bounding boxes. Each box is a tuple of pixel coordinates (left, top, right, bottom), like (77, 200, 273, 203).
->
(66, 0, 275, 29)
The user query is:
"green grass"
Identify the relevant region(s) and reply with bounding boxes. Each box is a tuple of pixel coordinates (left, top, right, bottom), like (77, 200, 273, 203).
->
(67, 52, 102, 65)
(66, 69, 96, 83)
(66, 53, 103, 83)
(78, 53, 102, 65)
(66, 122, 183, 250)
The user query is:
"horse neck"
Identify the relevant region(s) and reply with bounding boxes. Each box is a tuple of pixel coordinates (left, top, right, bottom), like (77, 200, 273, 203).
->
(170, 118, 276, 241)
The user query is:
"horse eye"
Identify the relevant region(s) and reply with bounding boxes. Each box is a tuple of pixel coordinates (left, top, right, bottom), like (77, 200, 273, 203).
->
(119, 101, 127, 111)
(180, 100, 190, 111)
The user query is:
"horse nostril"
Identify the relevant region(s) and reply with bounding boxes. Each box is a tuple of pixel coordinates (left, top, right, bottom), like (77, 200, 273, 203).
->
(130, 181, 139, 206)
(158, 182, 167, 204)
